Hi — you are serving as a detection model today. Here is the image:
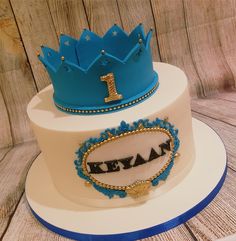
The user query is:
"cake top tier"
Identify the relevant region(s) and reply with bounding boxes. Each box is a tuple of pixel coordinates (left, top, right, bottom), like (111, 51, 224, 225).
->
(38, 24, 158, 115)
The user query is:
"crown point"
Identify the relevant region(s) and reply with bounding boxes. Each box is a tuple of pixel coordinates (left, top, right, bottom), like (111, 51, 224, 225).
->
(150, 27, 153, 31)
(139, 23, 143, 25)
(114, 23, 117, 26)
(138, 38, 143, 44)
(61, 56, 65, 61)
(101, 50, 106, 55)
(41, 45, 44, 48)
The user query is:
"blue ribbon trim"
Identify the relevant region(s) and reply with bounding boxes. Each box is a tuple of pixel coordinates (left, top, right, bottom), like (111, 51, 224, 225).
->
(28, 166, 227, 241)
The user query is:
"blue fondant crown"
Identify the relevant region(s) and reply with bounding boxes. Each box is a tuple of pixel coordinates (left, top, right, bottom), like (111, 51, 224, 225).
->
(38, 24, 159, 114)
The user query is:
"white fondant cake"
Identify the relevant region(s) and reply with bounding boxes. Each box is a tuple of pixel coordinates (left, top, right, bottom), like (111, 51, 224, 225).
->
(27, 62, 195, 207)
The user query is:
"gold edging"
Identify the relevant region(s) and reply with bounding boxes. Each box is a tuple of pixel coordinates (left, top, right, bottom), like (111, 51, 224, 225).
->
(55, 82, 159, 114)
(82, 127, 175, 191)
(126, 180, 151, 198)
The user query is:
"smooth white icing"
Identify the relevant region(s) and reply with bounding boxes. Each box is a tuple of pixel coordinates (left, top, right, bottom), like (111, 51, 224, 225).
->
(27, 62, 195, 207)
(25, 119, 226, 234)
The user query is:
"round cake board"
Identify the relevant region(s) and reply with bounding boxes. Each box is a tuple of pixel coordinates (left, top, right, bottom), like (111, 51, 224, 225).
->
(25, 118, 227, 241)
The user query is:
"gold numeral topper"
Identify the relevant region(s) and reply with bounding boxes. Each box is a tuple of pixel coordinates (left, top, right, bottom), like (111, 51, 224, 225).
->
(100, 73, 123, 103)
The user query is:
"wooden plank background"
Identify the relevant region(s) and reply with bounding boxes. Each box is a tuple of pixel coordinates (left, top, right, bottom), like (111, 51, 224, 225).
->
(0, 0, 235, 240)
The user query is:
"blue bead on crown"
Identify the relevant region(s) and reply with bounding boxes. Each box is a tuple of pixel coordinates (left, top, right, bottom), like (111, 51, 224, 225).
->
(38, 24, 159, 115)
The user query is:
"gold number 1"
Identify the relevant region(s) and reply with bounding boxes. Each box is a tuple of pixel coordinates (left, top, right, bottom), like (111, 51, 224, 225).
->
(100, 73, 123, 103)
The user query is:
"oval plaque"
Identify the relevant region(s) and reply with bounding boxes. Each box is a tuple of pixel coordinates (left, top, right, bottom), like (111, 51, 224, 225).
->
(74, 118, 180, 199)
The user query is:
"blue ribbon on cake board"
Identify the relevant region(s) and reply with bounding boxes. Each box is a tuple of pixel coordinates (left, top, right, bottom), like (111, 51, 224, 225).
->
(28, 166, 227, 241)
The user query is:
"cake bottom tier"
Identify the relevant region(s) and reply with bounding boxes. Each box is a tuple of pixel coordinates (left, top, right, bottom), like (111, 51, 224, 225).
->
(27, 62, 195, 207)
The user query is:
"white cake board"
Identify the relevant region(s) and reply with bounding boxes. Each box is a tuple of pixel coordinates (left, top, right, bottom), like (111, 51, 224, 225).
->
(25, 118, 227, 241)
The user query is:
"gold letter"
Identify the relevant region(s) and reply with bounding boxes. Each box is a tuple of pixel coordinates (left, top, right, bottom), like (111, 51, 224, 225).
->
(100, 73, 123, 103)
